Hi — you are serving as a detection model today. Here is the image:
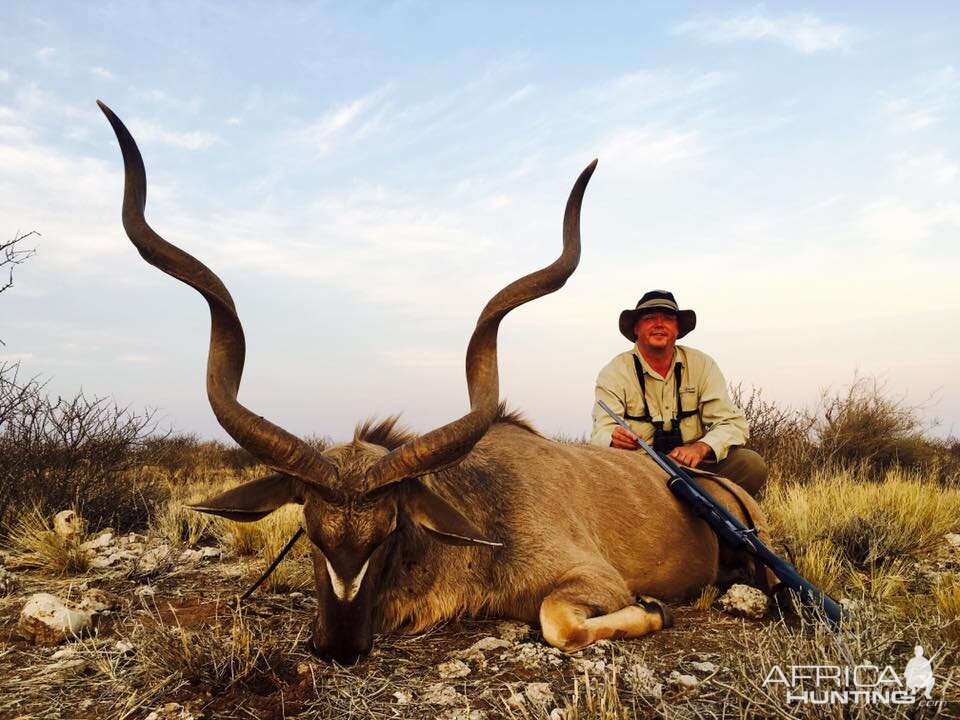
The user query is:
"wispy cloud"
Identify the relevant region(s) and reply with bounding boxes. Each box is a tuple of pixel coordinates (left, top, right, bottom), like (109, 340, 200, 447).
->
(293, 92, 384, 156)
(0, 69, 10, 83)
(35, 47, 56, 62)
(90, 66, 115, 81)
(882, 66, 959, 132)
(675, 6, 851, 53)
(129, 117, 220, 150)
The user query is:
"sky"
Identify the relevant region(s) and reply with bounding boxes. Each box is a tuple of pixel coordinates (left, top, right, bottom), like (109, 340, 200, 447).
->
(1, 2, 959, 444)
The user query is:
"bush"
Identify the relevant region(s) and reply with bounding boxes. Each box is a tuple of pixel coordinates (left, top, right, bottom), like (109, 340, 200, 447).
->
(0, 362, 161, 533)
(733, 375, 959, 483)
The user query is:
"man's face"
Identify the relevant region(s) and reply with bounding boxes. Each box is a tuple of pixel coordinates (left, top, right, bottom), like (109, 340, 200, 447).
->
(634, 311, 679, 353)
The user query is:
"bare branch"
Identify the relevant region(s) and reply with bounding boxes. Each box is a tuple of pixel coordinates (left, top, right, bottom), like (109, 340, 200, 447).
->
(1, 230, 38, 295)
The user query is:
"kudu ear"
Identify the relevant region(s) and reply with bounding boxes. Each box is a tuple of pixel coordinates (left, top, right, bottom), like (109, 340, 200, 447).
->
(188, 473, 304, 522)
(403, 481, 503, 547)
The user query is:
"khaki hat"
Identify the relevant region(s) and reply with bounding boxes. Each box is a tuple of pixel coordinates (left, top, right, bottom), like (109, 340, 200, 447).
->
(618, 290, 696, 341)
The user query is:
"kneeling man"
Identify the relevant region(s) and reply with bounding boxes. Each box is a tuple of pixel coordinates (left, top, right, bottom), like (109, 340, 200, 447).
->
(591, 290, 767, 496)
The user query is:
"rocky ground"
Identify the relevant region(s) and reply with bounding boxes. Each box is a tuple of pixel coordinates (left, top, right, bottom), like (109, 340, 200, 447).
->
(0, 523, 957, 720)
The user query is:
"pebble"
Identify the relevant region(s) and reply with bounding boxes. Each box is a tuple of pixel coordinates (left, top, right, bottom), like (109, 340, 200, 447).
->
(625, 663, 663, 699)
(420, 683, 463, 706)
(438, 659, 471, 678)
(717, 583, 769, 620)
(689, 660, 717, 674)
(19, 593, 93, 645)
(669, 671, 700, 695)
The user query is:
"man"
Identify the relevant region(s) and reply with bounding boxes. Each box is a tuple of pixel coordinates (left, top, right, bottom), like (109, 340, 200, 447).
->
(591, 290, 767, 496)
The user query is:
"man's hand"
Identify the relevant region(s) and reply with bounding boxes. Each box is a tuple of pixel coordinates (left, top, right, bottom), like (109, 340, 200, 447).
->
(610, 426, 640, 450)
(668, 441, 714, 468)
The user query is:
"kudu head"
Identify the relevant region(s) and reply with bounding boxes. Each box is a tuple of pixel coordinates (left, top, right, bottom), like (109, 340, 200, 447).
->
(98, 100, 595, 663)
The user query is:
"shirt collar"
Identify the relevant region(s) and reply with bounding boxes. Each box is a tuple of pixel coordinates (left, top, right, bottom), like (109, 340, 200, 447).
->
(632, 345, 684, 380)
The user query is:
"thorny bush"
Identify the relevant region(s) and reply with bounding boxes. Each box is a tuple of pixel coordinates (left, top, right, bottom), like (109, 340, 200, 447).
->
(0, 362, 160, 533)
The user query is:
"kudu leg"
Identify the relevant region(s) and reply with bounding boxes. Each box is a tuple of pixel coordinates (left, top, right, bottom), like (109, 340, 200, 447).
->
(538, 574, 674, 653)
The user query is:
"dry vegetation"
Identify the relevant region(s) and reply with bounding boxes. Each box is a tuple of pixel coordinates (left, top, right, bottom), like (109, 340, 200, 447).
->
(1, 370, 958, 718)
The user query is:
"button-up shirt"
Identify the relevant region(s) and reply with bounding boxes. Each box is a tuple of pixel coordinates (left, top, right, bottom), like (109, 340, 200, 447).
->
(590, 345, 748, 461)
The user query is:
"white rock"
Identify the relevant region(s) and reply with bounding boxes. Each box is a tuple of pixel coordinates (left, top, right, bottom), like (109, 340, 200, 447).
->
(438, 658, 471, 678)
(139, 544, 172, 572)
(496, 621, 530, 642)
(135, 585, 156, 597)
(524, 682, 554, 707)
(19, 593, 93, 645)
(90, 554, 119, 569)
(115, 639, 135, 654)
(50, 648, 78, 660)
(43, 657, 88, 676)
(198, 546, 221, 560)
(717, 584, 769, 620)
(80, 532, 114, 552)
(392, 690, 412, 704)
(144, 703, 195, 720)
(53, 510, 84, 539)
(689, 660, 717, 674)
(420, 683, 463, 706)
(945, 533, 960, 548)
(0, 566, 20, 596)
(669, 671, 699, 695)
(179, 548, 203, 563)
(439, 710, 485, 720)
(549, 709, 571, 720)
(573, 657, 606, 676)
(625, 663, 663, 699)
(456, 636, 513, 664)
(77, 589, 119, 613)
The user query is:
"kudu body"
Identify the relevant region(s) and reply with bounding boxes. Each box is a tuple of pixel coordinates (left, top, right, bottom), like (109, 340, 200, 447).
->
(99, 101, 769, 663)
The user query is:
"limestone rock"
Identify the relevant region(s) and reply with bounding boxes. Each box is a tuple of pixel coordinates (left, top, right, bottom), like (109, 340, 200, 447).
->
(420, 683, 463, 706)
(438, 658, 471, 678)
(80, 531, 114, 552)
(0, 566, 21, 596)
(717, 583, 769, 620)
(456, 636, 512, 664)
(669, 670, 699, 695)
(625, 663, 663, 699)
(689, 660, 717, 674)
(496, 621, 530, 642)
(19, 593, 93, 645)
(78, 588, 120, 613)
(144, 703, 196, 720)
(945, 533, 960, 549)
(53, 510, 84, 539)
(524, 682, 554, 707)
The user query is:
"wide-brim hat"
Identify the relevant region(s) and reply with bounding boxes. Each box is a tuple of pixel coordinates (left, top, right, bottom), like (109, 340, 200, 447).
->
(618, 290, 696, 341)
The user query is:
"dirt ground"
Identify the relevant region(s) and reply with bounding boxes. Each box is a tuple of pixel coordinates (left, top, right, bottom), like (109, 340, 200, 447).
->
(1, 551, 957, 720)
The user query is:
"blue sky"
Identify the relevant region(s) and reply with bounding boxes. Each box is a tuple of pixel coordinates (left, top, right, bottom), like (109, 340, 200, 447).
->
(1, 2, 958, 442)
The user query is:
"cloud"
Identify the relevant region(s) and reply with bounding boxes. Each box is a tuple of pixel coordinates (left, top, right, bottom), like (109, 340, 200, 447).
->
(292, 92, 384, 156)
(882, 66, 959, 132)
(128, 117, 220, 150)
(675, 6, 851, 53)
(0, 69, 10, 83)
(90, 66, 115, 81)
(35, 47, 56, 62)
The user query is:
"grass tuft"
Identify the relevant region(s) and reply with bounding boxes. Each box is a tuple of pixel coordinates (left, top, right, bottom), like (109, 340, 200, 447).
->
(4, 506, 91, 574)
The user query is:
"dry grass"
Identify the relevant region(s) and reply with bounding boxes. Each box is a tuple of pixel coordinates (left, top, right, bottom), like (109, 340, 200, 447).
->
(137, 602, 296, 691)
(4, 506, 91, 574)
(763, 468, 960, 569)
(692, 585, 719, 611)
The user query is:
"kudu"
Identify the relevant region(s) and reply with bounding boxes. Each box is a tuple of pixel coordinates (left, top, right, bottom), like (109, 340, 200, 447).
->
(99, 101, 770, 663)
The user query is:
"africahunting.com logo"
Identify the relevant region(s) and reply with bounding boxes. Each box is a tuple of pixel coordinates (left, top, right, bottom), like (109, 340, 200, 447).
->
(763, 645, 944, 707)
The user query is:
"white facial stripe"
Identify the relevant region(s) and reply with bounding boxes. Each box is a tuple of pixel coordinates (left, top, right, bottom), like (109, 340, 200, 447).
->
(324, 557, 371, 603)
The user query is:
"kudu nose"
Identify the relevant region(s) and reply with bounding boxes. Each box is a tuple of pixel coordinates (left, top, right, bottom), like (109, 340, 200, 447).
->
(307, 633, 372, 665)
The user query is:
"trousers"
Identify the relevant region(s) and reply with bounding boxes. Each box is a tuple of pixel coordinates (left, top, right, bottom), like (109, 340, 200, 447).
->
(699, 447, 767, 497)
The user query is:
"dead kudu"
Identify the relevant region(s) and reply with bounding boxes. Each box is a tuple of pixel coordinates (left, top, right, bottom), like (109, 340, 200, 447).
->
(99, 101, 771, 664)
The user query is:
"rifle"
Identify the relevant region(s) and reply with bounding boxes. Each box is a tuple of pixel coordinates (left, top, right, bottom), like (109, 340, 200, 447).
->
(597, 399, 844, 626)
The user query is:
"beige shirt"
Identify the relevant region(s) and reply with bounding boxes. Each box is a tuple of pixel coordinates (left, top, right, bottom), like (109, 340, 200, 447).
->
(590, 345, 748, 461)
